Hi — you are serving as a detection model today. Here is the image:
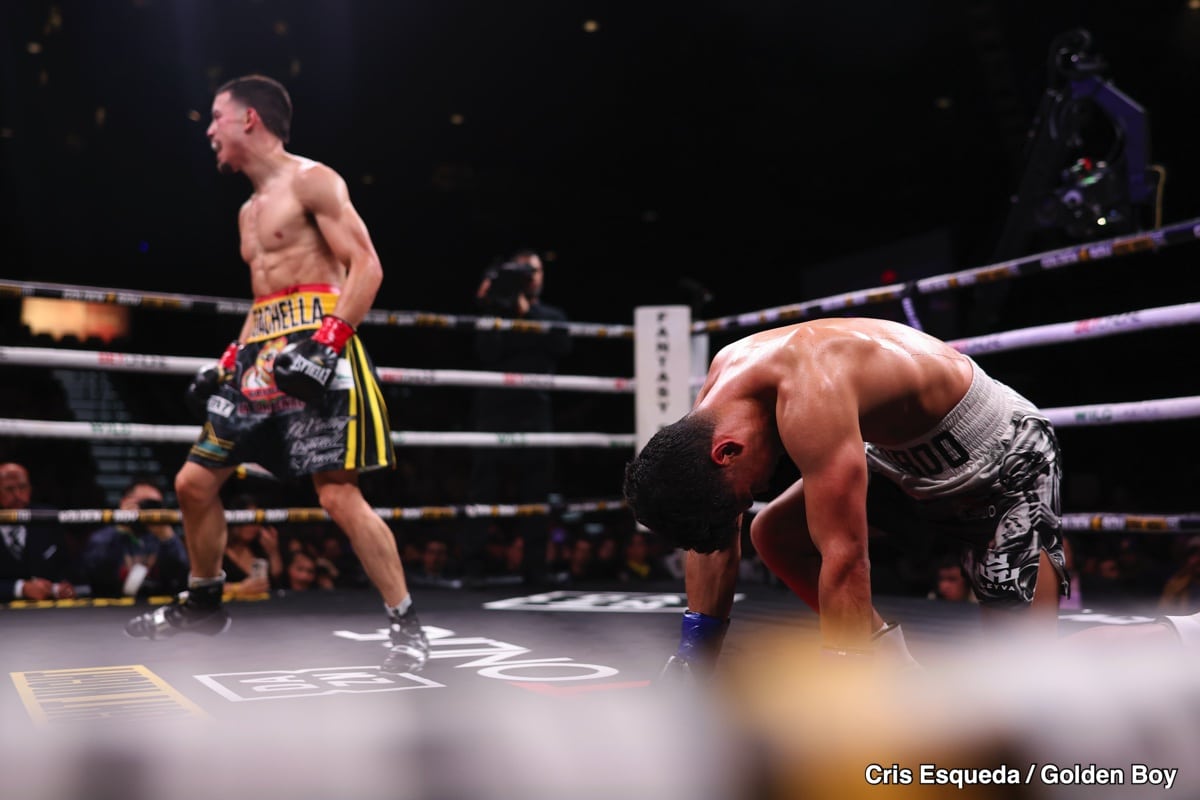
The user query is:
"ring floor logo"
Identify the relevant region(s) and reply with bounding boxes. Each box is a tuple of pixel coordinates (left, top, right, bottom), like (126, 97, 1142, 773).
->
(12, 665, 207, 724)
(482, 590, 744, 613)
(194, 619, 644, 703)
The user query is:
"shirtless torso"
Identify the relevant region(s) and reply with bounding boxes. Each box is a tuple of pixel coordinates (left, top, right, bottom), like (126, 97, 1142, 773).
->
(238, 156, 343, 293)
(231, 152, 381, 339)
(696, 317, 975, 453)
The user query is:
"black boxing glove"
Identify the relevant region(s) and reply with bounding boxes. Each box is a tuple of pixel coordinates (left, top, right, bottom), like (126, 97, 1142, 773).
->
(185, 341, 240, 419)
(273, 315, 355, 404)
(659, 609, 729, 684)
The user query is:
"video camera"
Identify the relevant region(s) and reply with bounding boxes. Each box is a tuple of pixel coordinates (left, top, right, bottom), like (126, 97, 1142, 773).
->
(131, 497, 164, 535)
(481, 259, 537, 315)
(995, 28, 1158, 257)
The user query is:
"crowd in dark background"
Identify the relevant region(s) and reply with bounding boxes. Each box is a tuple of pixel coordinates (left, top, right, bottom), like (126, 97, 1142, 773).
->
(4, 432, 1200, 614)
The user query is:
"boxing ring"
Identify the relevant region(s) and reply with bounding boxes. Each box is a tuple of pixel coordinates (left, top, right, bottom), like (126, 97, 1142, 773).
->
(4, 217, 1200, 799)
(4, 216, 1200, 532)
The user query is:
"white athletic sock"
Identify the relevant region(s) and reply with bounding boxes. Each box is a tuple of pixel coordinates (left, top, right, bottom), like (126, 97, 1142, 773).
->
(386, 594, 413, 618)
(1161, 612, 1200, 647)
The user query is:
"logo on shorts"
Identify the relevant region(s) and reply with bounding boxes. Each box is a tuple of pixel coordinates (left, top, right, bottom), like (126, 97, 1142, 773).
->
(975, 552, 1017, 588)
(879, 431, 970, 478)
(242, 338, 288, 402)
(206, 395, 235, 418)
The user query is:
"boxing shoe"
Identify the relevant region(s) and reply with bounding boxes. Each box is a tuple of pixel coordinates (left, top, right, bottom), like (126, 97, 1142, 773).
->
(124, 591, 231, 640)
(381, 606, 430, 674)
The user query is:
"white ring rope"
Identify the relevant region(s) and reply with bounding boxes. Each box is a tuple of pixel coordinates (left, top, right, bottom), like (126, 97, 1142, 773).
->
(375, 367, 631, 393)
(696, 216, 1200, 333)
(948, 302, 1200, 355)
(391, 432, 634, 447)
(696, 283, 909, 333)
(0, 279, 634, 339)
(0, 346, 634, 394)
(1041, 396, 1200, 427)
(3, 391, 1196, 449)
(0, 498, 628, 527)
(0, 418, 634, 448)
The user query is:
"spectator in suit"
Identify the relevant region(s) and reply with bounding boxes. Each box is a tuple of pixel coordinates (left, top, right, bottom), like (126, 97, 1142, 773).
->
(0, 462, 77, 601)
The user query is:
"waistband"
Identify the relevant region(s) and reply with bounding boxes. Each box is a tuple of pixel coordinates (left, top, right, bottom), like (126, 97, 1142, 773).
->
(246, 284, 340, 343)
(865, 359, 1049, 496)
(886, 360, 1011, 456)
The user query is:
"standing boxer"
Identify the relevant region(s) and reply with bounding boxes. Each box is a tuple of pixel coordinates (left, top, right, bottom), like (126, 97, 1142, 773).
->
(125, 75, 427, 674)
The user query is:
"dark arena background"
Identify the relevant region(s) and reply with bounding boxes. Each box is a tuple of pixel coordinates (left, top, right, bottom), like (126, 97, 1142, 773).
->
(3, 2, 1200, 798)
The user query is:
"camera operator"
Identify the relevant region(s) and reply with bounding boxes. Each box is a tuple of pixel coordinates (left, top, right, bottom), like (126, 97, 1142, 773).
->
(82, 477, 190, 598)
(468, 250, 571, 584)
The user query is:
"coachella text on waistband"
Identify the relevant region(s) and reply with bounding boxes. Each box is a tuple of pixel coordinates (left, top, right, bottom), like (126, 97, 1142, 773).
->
(246, 292, 336, 342)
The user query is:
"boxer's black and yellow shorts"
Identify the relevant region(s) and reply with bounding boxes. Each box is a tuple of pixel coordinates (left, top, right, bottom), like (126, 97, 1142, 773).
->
(188, 284, 395, 477)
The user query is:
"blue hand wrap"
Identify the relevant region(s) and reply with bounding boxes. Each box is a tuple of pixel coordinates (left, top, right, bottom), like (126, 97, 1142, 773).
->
(676, 609, 729, 664)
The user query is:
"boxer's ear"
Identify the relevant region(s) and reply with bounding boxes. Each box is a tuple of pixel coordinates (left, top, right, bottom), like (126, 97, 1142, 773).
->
(711, 438, 743, 466)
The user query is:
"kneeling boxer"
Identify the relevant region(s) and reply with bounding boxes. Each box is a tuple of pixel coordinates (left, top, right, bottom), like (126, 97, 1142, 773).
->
(624, 318, 1068, 674)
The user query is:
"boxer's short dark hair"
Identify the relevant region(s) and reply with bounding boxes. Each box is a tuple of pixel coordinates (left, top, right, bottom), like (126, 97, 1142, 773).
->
(623, 412, 742, 553)
(218, 74, 293, 143)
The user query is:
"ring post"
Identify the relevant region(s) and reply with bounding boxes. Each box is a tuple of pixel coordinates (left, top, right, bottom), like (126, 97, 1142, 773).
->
(634, 306, 693, 454)
(690, 331, 710, 407)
